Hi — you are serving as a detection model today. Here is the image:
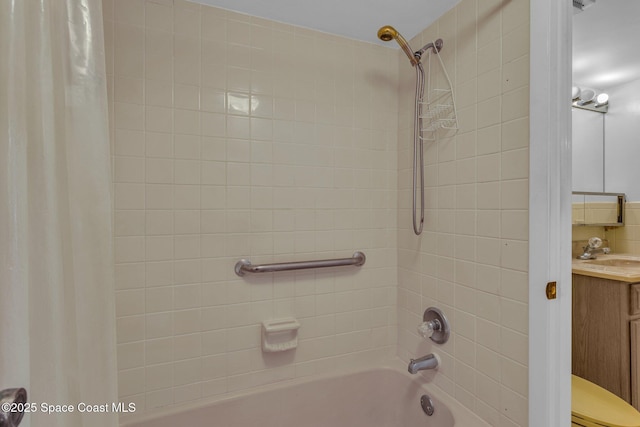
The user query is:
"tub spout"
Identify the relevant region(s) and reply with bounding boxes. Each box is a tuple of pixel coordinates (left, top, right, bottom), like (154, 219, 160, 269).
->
(408, 353, 439, 374)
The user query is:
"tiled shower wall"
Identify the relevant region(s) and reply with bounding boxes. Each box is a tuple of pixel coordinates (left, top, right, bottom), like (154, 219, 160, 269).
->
(396, 1, 530, 426)
(103, 0, 399, 413)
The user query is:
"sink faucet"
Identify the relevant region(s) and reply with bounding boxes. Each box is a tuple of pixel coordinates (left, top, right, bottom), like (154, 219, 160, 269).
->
(408, 353, 439, 374)
(577, 237, 610, 260)
(577, 245, 610, 260)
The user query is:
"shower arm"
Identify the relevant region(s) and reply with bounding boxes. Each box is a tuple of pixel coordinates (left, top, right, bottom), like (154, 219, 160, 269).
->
(413, 39, 443, 62)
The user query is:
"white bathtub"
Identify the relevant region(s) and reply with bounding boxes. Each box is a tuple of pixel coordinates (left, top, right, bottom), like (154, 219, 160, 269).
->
(121, 361, 490, 427)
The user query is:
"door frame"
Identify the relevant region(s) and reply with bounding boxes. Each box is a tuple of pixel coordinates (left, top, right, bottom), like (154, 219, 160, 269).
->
(528, 0, 572, 425)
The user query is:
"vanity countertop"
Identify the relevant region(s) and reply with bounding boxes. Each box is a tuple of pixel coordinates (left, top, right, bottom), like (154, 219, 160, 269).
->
(572, 254, 640, 283)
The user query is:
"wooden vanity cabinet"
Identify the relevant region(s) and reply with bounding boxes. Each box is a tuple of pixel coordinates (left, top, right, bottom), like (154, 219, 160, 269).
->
(572, 273, 640, 408)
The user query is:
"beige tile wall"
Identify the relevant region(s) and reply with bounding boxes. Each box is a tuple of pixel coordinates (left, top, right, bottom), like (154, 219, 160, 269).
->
(396, 1, 530, 426)
(572, 203, 640, 256)
(608, 202, 640, 254)
(104, 0, 399, 414)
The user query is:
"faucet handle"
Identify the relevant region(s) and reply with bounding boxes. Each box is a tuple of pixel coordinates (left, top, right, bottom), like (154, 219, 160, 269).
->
(417, 320, 440, 339)
(588, 237, 602, 249)
(418, 307, 450, 344)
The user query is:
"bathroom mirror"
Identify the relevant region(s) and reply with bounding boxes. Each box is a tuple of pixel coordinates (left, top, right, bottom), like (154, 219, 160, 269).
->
(572, 7, 640, 202)
(572, 108, 604, 193)
(572, 100, 640, 202)
(572, 191, 625, 227)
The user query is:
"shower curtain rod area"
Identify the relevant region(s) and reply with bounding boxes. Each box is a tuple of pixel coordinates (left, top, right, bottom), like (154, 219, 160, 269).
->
(234, 251, 366, 276)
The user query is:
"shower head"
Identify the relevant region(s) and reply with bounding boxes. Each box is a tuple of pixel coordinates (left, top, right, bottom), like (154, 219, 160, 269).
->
(377, 25, 398, 42)
(377, 25, 419, 66)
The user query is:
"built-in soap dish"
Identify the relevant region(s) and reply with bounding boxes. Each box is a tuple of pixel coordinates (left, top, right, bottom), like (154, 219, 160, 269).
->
(261, 318, 300, 352)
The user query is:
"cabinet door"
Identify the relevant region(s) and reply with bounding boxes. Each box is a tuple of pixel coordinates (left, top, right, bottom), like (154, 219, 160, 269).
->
(572, 275, 631, 401)
(631, 320, 640, 410)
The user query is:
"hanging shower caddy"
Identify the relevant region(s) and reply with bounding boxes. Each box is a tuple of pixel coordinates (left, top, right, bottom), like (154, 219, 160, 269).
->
(419, 43, 458, 141)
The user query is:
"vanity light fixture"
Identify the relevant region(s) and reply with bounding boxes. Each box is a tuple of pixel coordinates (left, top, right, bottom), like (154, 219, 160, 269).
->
(572, 85, 609, 112)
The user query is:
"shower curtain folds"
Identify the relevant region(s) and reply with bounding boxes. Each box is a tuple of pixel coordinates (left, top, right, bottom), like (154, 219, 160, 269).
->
(0, 1, 118, 426)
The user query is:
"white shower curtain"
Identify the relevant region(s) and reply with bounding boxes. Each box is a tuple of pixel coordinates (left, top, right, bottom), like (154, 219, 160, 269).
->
(0, 1, 118, 426)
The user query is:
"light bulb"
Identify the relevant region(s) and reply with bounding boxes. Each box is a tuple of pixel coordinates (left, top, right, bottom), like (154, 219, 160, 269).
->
(572, 86, 581, 100)
(578, 88, 596, 105)
(595, 92, 609, 107)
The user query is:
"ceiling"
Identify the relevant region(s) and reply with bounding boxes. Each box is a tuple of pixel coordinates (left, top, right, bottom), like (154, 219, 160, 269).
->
(193, 0, 460, 46)
(189, 0, 640, 91)
(573, 0, 640, 90)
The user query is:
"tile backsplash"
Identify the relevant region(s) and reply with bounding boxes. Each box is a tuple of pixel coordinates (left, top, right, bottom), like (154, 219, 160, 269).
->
(579, 202, 640, 255)
(610, 203, 640, 253)
(105, 0, 530, 425)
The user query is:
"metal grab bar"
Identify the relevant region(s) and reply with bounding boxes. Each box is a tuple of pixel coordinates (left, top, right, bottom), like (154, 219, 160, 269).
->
(234, 251, 366, 277)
